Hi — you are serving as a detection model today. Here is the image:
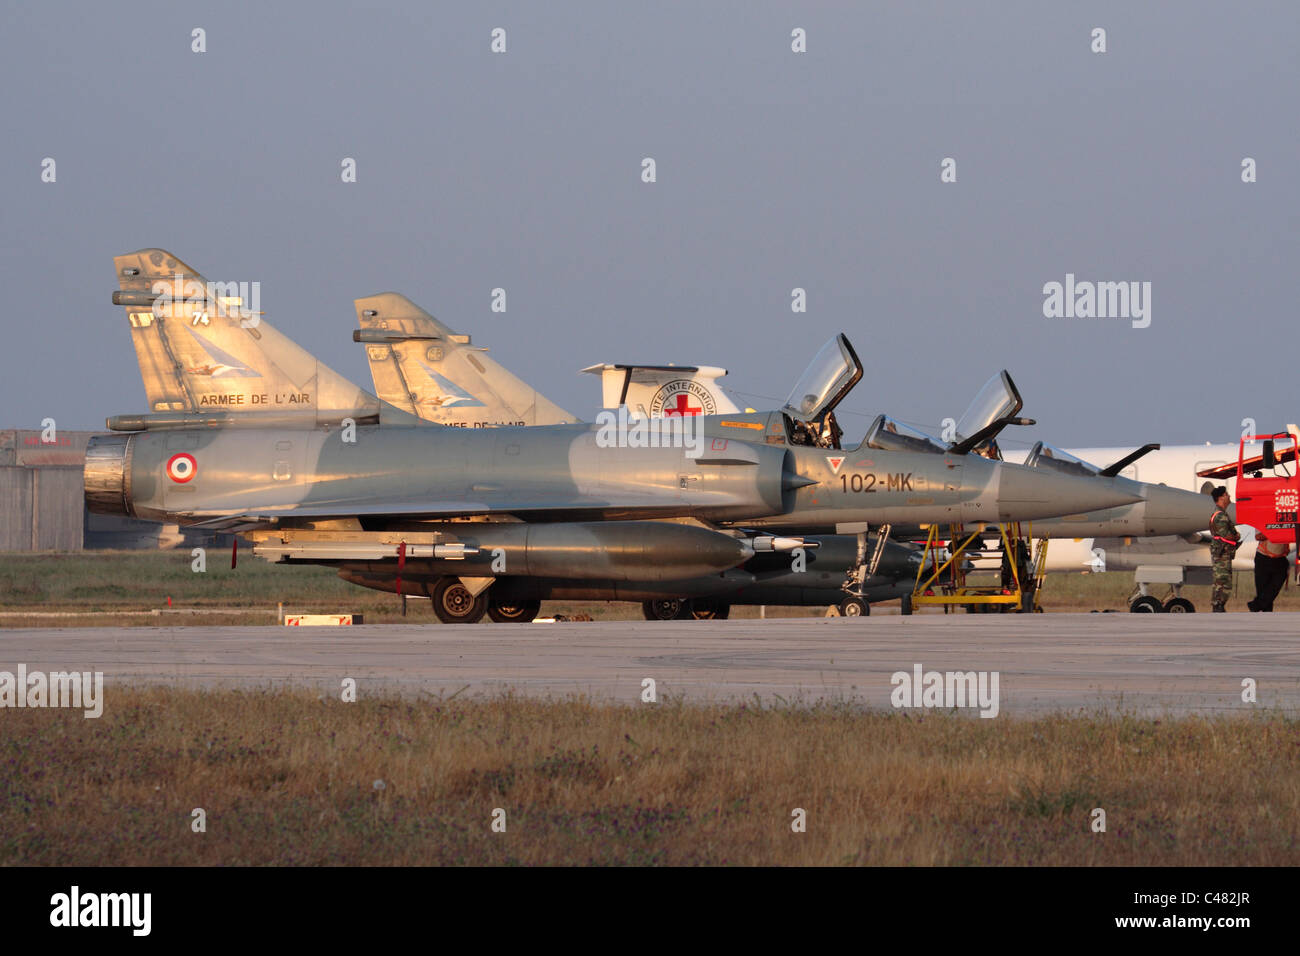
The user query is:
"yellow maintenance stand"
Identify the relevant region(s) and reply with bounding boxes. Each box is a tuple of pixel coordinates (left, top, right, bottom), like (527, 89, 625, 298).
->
(910, 522, 1048, 614)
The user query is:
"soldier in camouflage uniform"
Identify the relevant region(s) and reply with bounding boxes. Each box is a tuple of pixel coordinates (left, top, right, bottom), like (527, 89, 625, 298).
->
(1209, 486, 1241, 612)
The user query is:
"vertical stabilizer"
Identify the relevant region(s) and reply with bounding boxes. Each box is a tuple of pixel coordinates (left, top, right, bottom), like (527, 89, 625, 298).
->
(353, 293, 577, 426)
(580, 364, 741, 417)
(112, 249, 382, 424)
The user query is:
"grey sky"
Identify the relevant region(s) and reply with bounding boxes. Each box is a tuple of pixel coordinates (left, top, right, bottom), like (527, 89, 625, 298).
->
(2, 1, 1296, 449)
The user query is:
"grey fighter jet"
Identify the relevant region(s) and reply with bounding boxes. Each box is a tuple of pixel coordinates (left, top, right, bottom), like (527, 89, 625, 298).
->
(346, 292, 936, 618)
(863, 387, 1217, 541)
(348, 298, 1214, 617)
(87, 250, 1141, 622)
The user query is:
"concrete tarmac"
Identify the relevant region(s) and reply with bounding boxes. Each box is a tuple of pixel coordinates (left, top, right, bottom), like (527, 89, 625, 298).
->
(1, 614, 1297, 715)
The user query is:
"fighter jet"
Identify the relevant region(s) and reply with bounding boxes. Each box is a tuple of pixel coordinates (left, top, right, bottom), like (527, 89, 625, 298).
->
(345, 283, 1206, 616)
(584, 357, 1254, 558)
(354, 296, 1212, 617)
(87, 249, 1141, 623)
(346, 292, 930, 618)
(862, 402, 1215, 541)
(570, 358, 1230, 614)
(1003, 438, 1293, 611)
(356, 303, 1217, 617)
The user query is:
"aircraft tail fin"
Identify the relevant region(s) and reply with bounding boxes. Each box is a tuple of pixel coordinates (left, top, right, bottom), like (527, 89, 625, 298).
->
(353, 293, 578, 426)
(580, 363, 741, 417)
(112, 249, 384, 426)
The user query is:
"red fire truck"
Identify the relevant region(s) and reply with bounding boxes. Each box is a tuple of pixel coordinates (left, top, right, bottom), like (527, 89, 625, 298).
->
(1233, 432, 1300, 580)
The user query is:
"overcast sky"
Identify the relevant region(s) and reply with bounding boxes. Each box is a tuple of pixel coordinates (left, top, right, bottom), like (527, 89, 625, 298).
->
(2, 1, 1296, 449)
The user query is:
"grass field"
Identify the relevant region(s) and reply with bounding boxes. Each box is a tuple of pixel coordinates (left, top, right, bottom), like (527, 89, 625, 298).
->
(3, 552, 1294, 866)
(1, 551, 1293, 626)
(1, 689, 1296, 866)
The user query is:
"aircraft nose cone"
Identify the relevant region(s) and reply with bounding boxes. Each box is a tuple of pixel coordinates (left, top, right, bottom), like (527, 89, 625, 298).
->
(995, 462, 1143, 521)
(1143, 484, 1214, 535)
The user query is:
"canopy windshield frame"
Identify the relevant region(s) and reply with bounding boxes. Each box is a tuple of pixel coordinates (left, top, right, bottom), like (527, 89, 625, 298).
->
(780, 334, 863, 424)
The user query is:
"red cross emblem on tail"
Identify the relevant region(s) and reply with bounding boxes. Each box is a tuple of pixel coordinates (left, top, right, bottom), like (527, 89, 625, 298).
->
(663, 392, 703, 416)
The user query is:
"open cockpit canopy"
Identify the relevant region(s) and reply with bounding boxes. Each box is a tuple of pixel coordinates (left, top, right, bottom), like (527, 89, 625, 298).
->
(864, 415, 948, 454)
(952, 371, 1023, 454)
(781, 334, 863, 449)
(1025, 441, 1101, 478)
(781, 334, 862, 423)
(863, 370, 1031, 458)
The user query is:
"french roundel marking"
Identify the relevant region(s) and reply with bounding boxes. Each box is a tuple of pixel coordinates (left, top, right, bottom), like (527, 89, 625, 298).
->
(166, 453, 197, 483)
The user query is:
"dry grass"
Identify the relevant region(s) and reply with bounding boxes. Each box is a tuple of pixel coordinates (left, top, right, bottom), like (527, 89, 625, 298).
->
(0, 552, 1291, 626)
(1, 688, 1296, 866)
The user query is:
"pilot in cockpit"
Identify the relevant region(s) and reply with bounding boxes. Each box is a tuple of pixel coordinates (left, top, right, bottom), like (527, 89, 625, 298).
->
(790, 409, 843, 449)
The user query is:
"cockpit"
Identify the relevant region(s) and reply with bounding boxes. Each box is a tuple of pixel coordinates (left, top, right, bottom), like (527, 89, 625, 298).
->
(778, 340, 1033, 458)
(1024, 442, 1102, 478)
(951, 371, 1025, 458)
(864, 370, 1031, 459)
(864, 415, 948, 455)
(781, 334, 862, 449)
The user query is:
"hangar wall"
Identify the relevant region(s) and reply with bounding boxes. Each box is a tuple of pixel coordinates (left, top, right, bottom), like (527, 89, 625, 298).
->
(0, 428, 176, 552)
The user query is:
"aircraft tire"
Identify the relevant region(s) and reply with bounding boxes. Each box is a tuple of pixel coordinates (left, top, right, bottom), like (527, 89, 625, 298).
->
(839, 596, 870, 616)
(1163, 597, 1195, 613)
(487, 599, 542, 623)
(642, 599, 688, 621)
(1130, 596, 1164, 613)
(900, 594, 913, 616)
(430, 578, 488, 624)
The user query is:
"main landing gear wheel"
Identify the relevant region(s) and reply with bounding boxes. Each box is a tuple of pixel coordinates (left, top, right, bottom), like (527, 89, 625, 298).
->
(1163, 597, 1195, 613)
(642, 599, 688, 621)
(1130, 595, 1164, 613)
(689, 600, 731, 620)
(487, 599, 542, 623)
(430, 578, 488, 624)
(839, 595, 870, 616)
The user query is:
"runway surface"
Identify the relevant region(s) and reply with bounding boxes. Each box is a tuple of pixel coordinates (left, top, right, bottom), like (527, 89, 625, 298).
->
(3, 614, 1298, 715)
